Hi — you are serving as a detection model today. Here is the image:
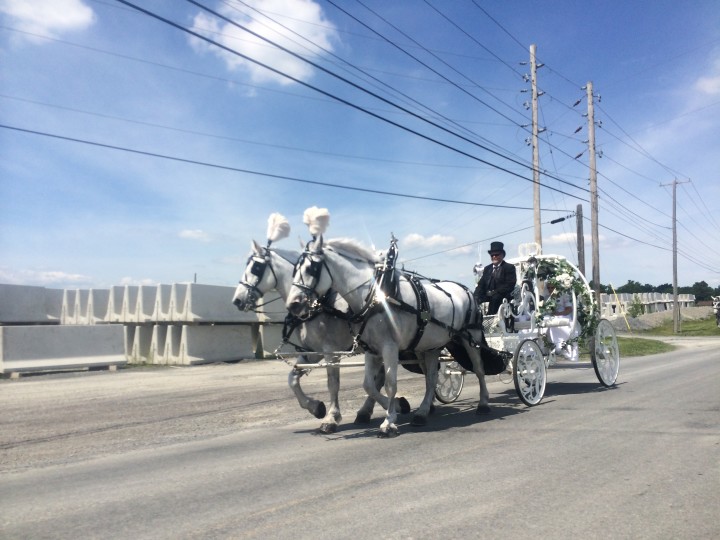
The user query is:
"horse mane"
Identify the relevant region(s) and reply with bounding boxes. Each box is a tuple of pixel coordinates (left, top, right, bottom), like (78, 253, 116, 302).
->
(270, 247, 300, 262)
(325, 237, 379, 263)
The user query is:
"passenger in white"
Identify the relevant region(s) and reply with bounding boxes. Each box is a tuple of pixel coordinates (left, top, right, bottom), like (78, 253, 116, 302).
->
(544, 282, 579, 361)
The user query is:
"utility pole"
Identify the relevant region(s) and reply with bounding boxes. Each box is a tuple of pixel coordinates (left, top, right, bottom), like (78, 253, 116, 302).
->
(586, 82, 601, 300)
(530, 44, 542, 248)
(576, 204, 585, 276)
(660, 178, 690, 333)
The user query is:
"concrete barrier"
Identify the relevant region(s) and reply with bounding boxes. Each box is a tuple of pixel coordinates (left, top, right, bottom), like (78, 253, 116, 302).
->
(152, 284, 172, 322)
(149, 324, 170, 364)
(172, 283, 259, 323)
(87, 289, 110, 325)
(0, 284, 61, 324)
(135, 286, 156, 323)
(105, 286, 124, 323)
(161, 324, 256, 365)
(258, 323, 284, 358)
(128, 325, 153, 364)
(0, 325, 126, 374)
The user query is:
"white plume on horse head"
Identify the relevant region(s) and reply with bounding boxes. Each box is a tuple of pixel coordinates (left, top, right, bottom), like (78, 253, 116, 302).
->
(266, 212, 290, 243)
(303, 206, 330, 236)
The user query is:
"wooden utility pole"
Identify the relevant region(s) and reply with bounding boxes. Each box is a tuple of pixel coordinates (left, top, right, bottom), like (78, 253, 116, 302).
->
(660, 179, 690, 333)
(576, 204, 585, 276)
(530, 44, 542, 248)
(587, 82, 600, 299)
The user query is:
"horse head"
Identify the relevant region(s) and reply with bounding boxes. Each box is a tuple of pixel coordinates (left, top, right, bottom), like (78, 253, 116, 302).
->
(286, 235, 333, 319)
(233, 239, 277, 311)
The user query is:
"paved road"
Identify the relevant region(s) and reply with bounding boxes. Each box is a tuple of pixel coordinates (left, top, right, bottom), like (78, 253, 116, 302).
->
(1, 337, 718, 539)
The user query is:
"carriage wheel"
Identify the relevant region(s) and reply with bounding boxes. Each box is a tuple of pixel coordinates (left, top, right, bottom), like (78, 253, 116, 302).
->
(434, 361, 464, 404)
(513, 339, 546, 406)
(591, 319, 620, 387)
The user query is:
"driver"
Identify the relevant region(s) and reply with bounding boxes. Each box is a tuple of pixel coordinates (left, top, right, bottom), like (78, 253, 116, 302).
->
(474, 241, 517, 315)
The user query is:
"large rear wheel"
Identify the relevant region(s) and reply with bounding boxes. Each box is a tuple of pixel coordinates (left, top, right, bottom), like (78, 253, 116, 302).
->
(513, 339, 546, 406)
(591, 319, 620, 387)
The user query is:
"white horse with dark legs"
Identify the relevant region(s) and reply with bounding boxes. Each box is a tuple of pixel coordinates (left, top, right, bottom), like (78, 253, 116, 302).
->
(286, 215, 492, 437)
(232, 213, 408, 434)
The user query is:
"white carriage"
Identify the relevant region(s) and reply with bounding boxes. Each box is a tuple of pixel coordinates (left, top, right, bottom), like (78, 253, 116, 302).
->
(435, 244, 620, 407)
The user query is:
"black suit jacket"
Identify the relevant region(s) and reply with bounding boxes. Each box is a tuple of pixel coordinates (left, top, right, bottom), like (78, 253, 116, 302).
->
(474, 260, 517, 315)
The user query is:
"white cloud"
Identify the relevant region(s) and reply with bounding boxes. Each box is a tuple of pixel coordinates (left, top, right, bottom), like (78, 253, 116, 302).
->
(189, 0, 338, 86)
(0, 267, 91, 287)
(403, 233, 455, 248)
(402, 233, 473, 255)
(0, 0, 95, 40)
(179, 229, 211, 242)
(695, 75, 720, 95)
(694, 55, 720, 96)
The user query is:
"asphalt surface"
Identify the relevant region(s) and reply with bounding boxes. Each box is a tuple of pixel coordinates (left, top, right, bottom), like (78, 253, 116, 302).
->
(1, 335, 718, 539)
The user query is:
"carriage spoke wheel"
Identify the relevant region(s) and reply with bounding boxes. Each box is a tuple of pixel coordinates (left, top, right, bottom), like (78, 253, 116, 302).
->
(591, 319, 620, 387)
(434, 361, 464, 404)
(513, 339, 546, 406)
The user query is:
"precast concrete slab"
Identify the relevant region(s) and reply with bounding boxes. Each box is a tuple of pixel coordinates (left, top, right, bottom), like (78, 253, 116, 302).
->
(166, 324, 256, 365)
(87, 289, 110, 325)
(135, 286, 157, 323)
(0, 325, 126, 374)
(105, 286, 125, 323)
(258, 323, 284, 358)
(256, 290, 286, 323)
(121, 286, 140, 323)
(0, 284, 59, 324)
(173, 283, 259, 323)
(152, 284, 172, 322)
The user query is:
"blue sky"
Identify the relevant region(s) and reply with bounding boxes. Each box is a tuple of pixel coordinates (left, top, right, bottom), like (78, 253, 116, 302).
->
(1, 0, 719, 292)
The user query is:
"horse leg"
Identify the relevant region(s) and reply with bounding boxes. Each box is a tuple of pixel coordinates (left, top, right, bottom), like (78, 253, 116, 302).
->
(465, 341, 491, 415)
(411, 352, 439, 426)
(318, 360, 342, 434)
(378, 344, 400, 438)
(287, 355, 326, 420)
(356, 356, 410, 424)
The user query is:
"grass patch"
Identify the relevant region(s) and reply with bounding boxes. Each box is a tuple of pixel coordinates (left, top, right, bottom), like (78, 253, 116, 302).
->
(617, 336, 674, 357)
(639, 316, 720, 337)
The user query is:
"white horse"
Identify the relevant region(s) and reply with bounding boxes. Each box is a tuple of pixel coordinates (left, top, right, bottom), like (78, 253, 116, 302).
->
(232, 239, 409, 433)
(286, 234, 492, 437)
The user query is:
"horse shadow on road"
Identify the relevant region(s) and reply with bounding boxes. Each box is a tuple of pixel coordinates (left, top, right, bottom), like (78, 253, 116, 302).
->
(300, 395, 530, 440)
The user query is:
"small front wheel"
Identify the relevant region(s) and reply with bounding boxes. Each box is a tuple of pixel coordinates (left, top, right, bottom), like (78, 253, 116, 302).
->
(435, 361, 464, 404)
(513, 339, 547, 406)
(591, 319, 620, 387)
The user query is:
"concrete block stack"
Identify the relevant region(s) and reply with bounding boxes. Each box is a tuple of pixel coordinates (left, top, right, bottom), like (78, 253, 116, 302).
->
(0, 282, 287, 376)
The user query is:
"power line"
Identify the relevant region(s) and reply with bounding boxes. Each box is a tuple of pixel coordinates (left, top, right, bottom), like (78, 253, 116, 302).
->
(0, 123, 572, 212)
(116, 0, 590, 201)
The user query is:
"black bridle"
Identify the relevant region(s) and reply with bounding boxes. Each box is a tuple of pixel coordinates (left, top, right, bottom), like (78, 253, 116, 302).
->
(237, 249, 279, 310)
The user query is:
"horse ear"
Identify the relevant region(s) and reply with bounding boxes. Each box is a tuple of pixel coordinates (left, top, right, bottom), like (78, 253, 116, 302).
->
(312, 234, 324, 252)
(251, 239, 263, 255)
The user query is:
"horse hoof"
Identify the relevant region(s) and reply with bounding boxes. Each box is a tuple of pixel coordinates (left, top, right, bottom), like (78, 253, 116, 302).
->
(354, 412, 372, 424)
(397, 397, 411, 414)
(377, 427, 398, 438)
(476, 404, 491, 415)
(319, 422, 337, 434)
(311, 402, 327, 420)
(411, 414, 427, 426)
(429, 403, 436, 415)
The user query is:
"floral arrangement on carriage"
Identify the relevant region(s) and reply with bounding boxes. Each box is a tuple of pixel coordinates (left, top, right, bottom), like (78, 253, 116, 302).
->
(524, 257, 600, 344)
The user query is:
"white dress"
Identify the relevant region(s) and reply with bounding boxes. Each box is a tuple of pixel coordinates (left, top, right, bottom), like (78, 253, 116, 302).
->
(545, 292, 579, 360)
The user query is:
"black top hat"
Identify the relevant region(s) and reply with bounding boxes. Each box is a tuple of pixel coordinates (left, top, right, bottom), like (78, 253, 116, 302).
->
(488, 241, 505, 254)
